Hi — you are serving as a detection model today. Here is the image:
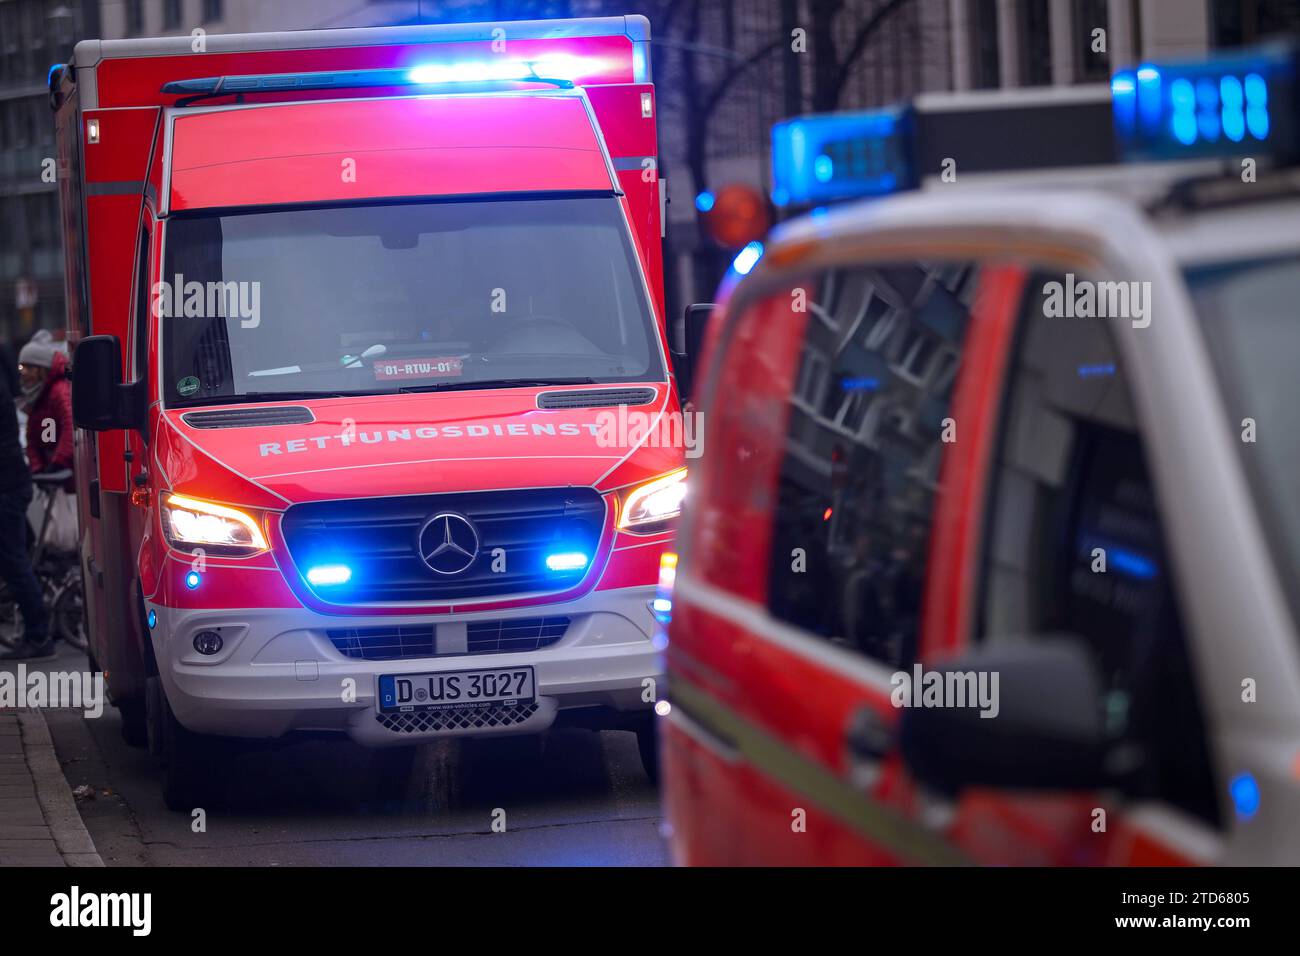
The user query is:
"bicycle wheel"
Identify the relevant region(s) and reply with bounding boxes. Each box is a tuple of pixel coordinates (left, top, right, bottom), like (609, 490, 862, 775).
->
(52, 572, 88, 653)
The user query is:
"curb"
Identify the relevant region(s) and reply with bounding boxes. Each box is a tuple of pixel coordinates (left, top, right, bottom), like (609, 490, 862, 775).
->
(17, 709, 104, 867)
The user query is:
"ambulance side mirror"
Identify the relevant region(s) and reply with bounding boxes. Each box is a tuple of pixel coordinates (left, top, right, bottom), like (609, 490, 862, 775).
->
(898, 637, 1138, 794)
(72, 335, 145, 433)
(671, 303, 716, 400)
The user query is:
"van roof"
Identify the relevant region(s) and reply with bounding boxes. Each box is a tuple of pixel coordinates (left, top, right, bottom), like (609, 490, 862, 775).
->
(69, 16, 650, 109)
(166, 92, 614, 212)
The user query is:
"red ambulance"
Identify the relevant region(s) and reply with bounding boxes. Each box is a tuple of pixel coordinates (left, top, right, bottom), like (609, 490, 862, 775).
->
(663, 46, 1300, 865)
(51, 16, 688, 808)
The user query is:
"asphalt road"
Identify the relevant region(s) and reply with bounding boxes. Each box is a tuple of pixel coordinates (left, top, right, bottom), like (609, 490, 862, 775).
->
(36, 644, 669, 866)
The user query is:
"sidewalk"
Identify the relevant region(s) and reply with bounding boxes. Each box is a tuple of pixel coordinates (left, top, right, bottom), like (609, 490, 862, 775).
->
(0, 706, 103, 867)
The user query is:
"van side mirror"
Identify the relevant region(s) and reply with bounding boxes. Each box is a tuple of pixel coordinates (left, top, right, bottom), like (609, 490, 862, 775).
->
(898, 637, 1141, 793)
(72, 335, 145, 432)
(671, 303, 717, 400)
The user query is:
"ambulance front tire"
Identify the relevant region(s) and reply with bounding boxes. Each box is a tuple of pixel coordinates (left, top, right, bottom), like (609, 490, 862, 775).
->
(636, 718, 660, 785)
(83, 645, 144, 746)
(148, 675, 217, 812)
(118, 697, 148, 748)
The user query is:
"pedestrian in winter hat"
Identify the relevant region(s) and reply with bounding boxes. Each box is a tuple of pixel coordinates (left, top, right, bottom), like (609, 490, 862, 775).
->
(17, 329, 60, 410)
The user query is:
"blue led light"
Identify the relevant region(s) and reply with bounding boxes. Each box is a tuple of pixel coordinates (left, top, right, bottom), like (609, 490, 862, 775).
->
(1112, 44, 1296, 162)
(306, 564, 352, 586)
(1245, 72, 1269, 103)
(185, 571, 201, 590)
(841, 376, 881, 391)
(1230, 772, 1260, 820)
(632, 44, 649, 84)
(731, 241, 763, 276)
(652, 596, 673, 624)
(1077, 363, 1116, 379)
(545, 551, 589, 572)
(771, 106, 911, 206)
(1109, 547, 1158, 581)
(1136, 65, 1163, 127)
(694, 191, 715, 213)
(1248, 106, 1270, 140)
(1170, 79, 1197, 145)
(407, 55, 585, 86)
(147, 609, 157, 629)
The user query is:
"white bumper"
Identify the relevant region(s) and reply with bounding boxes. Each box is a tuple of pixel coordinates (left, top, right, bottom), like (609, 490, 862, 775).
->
(146, 586, 660, 746)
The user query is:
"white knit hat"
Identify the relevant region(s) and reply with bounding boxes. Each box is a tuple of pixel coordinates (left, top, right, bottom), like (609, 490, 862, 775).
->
(18, 329, 57, 369)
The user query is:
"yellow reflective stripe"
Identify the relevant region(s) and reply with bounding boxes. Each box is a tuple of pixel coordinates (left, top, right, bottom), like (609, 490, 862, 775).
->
(671, 677, 969, 865)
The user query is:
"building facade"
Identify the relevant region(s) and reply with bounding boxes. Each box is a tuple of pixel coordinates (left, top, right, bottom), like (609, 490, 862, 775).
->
(2, 0, 1298, 347)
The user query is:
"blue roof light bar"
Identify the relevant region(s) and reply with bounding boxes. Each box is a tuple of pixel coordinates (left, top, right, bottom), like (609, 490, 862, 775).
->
(771, 106, 914, 207)
(161, 64, 575, 100)
(1112, 43, 1298, 162)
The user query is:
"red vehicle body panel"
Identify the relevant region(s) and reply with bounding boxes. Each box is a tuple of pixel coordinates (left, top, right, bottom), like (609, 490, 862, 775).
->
(169, 96, 614, 210)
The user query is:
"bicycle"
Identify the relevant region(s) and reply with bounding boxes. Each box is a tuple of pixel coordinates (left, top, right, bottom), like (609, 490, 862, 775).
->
(0, 469, 86, 652)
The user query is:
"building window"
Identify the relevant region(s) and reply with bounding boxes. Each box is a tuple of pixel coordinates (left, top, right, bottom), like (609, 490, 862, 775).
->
(126, 0, 144, 36)
(1075, 0, 1111, 81)
(1214, 0, 1300, 47)
(203, 0, 224, 24)
(163, 0, 183, 31)
(970, 0, 1000, 89)
(1020, 0, 1053, 86)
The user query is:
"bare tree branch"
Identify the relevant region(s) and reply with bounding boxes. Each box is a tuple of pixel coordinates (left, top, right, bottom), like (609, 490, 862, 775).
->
(830, 0, 912, 100)
(701, 36, 784, 118)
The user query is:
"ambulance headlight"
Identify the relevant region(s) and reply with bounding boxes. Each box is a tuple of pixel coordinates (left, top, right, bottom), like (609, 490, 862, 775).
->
(161, 493, 268, 555)
(618, 468, 687, 533)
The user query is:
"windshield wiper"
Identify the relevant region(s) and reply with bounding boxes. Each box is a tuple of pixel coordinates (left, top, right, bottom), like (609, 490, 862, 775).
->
(397, 377, 597, 394)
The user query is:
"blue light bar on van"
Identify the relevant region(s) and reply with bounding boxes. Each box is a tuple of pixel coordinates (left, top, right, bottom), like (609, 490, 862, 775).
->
(161, 64, 575, 98)
(771, 107, 913, 207)
(1111, 44, 1298, 162)
(407, 54, 587, 85)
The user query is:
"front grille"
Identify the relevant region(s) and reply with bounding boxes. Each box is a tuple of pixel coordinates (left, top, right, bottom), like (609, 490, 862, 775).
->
(376, 702, 540, 734)
(467, 616, 570, 653)
(536, 387, 656, 409)
(281, 488, 605, 604)
(327, 616, 570, 661)
(181, 405, 315, 428)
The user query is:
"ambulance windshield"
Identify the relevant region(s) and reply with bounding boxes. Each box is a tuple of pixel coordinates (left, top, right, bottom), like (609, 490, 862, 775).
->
(161, 195, 663, 405)
(1185, 253, 1300, 606)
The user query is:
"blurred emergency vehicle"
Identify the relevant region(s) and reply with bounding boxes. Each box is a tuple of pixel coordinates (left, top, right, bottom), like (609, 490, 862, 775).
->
(51, 16, 688, 809)
(662, 45, 1300, 865)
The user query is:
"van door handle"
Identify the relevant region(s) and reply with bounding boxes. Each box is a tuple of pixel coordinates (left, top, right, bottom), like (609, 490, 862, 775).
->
(844, 705, 894, 788)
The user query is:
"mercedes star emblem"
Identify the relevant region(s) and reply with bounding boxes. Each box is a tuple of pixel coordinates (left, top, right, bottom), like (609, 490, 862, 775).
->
(417, 512, 480, 575)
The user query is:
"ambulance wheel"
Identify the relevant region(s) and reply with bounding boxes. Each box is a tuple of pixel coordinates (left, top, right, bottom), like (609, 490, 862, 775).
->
(118, 697, 148, 748)
(636, 719, 660, 785)
(150, 676, 216, 812)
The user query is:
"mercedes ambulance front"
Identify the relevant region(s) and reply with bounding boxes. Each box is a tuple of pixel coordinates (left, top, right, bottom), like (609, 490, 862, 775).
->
(59, 19, 684, 808)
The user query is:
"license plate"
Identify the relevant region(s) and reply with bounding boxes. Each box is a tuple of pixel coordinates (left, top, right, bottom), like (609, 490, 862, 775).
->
(377, 666, 535, 714)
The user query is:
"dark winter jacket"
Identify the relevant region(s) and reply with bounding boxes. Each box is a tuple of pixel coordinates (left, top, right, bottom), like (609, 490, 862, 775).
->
(0, 358, 30, 494)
